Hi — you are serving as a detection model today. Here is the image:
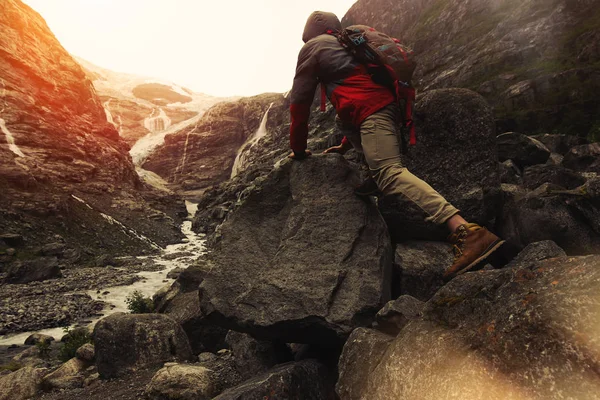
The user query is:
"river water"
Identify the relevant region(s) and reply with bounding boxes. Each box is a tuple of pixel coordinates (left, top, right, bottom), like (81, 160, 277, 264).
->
(0, 201, 205, 346)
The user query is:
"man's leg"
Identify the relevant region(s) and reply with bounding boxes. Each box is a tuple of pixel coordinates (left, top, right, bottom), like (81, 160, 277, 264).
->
(359, 105, 504, 279)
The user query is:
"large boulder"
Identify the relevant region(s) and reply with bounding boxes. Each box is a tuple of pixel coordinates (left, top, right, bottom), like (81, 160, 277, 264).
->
(522, 164, 585, 190)
(337, 245, 600, 399)
(0, 367, 47, 400)
(199, 155, 392, 346)
(225, 330, 292, 380)
(145, 364, 217, 400)
(380, 89, 501, 241)
(41, 357, 88, 390)
(213, 360, 335, 400)
(93, 313, 193, 379)
(563, 143, 600, 172)
(4, 257, 62, 284)
(497, 132, 551, 168)
(530, 133, 589, 155)
(154, 263, 228, 354)
(497, 183, 600, 254)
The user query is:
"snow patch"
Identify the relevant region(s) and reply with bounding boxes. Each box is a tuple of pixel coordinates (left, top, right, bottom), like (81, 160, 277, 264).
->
(0, 118, 25, 157)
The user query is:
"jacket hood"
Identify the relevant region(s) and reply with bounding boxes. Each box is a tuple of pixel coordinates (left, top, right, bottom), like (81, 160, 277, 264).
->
(302, 11, 341, 43)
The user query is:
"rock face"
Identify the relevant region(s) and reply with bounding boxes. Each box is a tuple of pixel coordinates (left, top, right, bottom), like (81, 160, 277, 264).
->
(142, 93, 285, 194)
(563, 143, 600, 172)
(213, 360, 336, 400)
(343, 0, 600, 137)
(93, 313, 193, 378)
(337, 244, 600, 399)
(225, 331, 292, 380)
(198, 155, 392, 346)
(497, 132, 551, 168)
(0, 0, 185, 270)
(380, 89, 501, 241)
(4, 257, 62, 284)
(0, 366, 46, 400)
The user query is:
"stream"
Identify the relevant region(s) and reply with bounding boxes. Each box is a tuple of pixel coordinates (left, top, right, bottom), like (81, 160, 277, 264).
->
(0, 201, 204, 346)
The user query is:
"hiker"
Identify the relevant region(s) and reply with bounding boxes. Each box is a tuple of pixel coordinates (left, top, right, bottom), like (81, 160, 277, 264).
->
(287, 11, 504, 279)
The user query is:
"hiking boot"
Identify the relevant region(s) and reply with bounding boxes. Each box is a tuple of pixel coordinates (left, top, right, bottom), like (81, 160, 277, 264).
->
(354, 177, 381, 197)
(443, 223, 505, 280)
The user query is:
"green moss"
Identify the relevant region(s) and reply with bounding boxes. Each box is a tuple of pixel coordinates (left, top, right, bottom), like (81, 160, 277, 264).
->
(0, 361, 22, 372)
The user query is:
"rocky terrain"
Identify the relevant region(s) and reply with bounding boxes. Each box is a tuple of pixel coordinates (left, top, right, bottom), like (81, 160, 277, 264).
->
(343, 0, 600, 138)
(1, 0, 600, 399)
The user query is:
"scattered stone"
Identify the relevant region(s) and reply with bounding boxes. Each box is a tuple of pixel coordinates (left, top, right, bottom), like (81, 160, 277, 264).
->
(75, 343, 95, 362)
(225, 330, 292, 380)
(522, 164, 585, 190)
(93, 313, 193, 379)
(24, 333, 55, 346)
(5, 248, 16, 257)
(197, 350, 243, 395)
(166, 267, 184, 279)
(4, 257, 62, 284)
(0, 234, 24, 247)
(93, 254, 115, 268)
(0, 367, 47, 400)
(214, 360, 335, 400)
(38, 242, 67, 257)
(198, 352, 218, 363)
(375, 295, 424, 335)
(497, 132, 551, 168)
(499, 159, 522, 184)
(41, 357, 87, 390)
(83, 372, 100, 387)
(145, 364, 217, 400)
(563, 143, 600, 172)
(531, 133, 589, 155)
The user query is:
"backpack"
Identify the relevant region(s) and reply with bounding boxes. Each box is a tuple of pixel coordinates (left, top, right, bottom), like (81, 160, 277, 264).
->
(336, 25, 417, 147)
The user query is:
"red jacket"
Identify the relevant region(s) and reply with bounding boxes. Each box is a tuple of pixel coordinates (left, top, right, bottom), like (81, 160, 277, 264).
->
(289, 32, 395, 153)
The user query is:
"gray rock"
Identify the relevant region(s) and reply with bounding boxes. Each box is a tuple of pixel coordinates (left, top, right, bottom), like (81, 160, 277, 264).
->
(522, 164, 585, 189)
(375, 295, 424, 335)
(497, 132, 551, 168)
(225, 331, 292, 380)
(75, 343, 95, 362)
(198, 352, 218, 363)
(197, 350, 243, 395)
(546, 152, 564, 166)
(42, 357, 87, 390)
(507, 240, 567, 267)
(24, 333, 55, 346)
(155, 263, 228, 354)
(199, 155, 392, 346)
(37, 242, 67, 257)
(336, 328, 394, 400)
(4, 257, 62, 284)
(145, 364, 217, 400)
(0, 234, 24, 247)
(563, 143, 600, 172)
(337, 254, 600, 399)
(213, 360, 335, 400)
(497, 183, 600, 254)
(531, 133, 589, 155)
(0, 367, 46, 400)
(166, 267, 184, 280)
(83, 372, 99, 387)
(499, 160, 522, 184)
(93, 313, 193, 379)
(380, 89, 501, 241)
(395, 241, 453, 301)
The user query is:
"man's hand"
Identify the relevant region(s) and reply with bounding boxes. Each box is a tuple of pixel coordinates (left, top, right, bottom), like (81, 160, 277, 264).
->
(323, 144, 347, 155)
(288, 149, 312, 160)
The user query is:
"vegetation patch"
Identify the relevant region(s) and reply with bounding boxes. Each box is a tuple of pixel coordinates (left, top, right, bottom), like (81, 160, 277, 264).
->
(59, 327, 92, 362)
(125, 290, 154, 314)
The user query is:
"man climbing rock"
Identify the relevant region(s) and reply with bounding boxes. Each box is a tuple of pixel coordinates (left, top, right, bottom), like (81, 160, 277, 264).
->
(287, 11, 504, 280)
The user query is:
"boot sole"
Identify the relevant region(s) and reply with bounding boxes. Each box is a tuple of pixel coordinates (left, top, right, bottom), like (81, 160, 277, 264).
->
(446, 239, 506, 280)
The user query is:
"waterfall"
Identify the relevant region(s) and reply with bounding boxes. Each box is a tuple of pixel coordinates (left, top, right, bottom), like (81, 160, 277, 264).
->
(230, 102, 273, 179)
(175, 125, 196, 178)
(0, 118, 25, 157)
(103, 99, 122, 135)
(130, 113, 202, 166)
(144, 108, 172, 133)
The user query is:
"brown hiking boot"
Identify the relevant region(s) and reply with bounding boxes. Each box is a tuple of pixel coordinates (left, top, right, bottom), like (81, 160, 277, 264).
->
(443, 223, 505, 280)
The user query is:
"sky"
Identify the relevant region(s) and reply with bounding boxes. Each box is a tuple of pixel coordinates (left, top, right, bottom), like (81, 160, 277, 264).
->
(23, 0, 358, 97)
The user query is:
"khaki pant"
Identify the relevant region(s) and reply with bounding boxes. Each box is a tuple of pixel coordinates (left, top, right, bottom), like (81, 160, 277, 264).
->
(336, 104, 459, 225)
